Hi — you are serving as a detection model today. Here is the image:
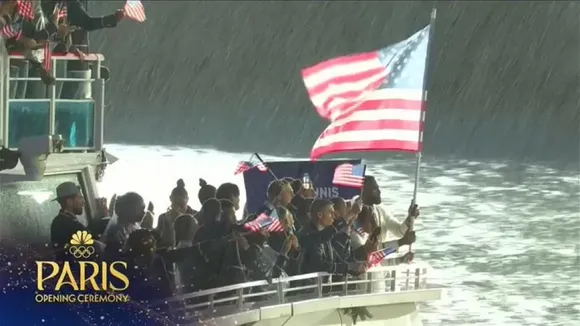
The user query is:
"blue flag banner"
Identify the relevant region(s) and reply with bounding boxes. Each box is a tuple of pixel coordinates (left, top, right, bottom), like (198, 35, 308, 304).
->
(243, 159, 363, 214)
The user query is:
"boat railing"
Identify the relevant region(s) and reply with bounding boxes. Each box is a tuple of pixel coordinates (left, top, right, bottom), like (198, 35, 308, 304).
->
(0, 52, 106, 151)
(157, 262, 432, 321)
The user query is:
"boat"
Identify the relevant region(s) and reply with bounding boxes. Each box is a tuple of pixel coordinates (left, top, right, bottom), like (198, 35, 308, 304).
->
(0, 53, 443, 325)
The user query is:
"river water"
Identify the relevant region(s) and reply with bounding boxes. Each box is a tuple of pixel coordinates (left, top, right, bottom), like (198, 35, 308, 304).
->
(99, 144, 580, 326)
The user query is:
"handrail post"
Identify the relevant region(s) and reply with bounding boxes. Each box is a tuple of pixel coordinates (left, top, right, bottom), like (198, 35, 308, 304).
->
(316, 275, 324, 298)
(92, 58, 104, 150)
(48, 57, 56, 136)
(236, 288, 244, 309)
(276, 279, 285, 304)
(209, 294, 214, 310)
(390, 270, 397, 292)
(405, 267, 411, 291)
(414, 268, 421, 290)
(1, 54, 8, 147)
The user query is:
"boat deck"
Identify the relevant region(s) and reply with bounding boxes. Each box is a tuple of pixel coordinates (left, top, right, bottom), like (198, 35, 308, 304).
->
(158, 262, 442, 325)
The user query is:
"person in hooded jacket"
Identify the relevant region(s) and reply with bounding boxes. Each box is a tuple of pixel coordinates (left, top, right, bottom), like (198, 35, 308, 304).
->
(156, 179, 196, 249)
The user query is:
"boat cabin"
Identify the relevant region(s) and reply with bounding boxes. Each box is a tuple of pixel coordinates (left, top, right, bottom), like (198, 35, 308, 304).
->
(0, 52, 111, 244)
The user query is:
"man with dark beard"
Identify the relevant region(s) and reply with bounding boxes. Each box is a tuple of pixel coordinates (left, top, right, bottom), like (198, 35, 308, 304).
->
(50, 181, 103, 260)
(361, 176, 419, 250)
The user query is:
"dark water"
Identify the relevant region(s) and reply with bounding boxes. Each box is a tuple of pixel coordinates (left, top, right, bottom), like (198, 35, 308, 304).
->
(88, 1, 579, 162)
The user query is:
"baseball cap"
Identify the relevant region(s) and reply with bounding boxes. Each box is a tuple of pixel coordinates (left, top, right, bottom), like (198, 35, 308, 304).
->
(52, 182, 81, 201)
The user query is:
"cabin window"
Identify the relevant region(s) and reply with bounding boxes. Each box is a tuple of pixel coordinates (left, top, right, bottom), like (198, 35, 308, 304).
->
(7, 100, 94, 149)
(7, 100, 49, 148)
(0, 173, 88, 244)
(55, 100, 95, 149)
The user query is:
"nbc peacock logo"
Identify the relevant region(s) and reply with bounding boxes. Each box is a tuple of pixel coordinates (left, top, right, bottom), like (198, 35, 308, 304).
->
(35, 230, 131, 303)
(68, 231, 95, 259)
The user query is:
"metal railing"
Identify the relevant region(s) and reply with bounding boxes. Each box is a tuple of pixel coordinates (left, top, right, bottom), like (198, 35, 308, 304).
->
(157, 262, 431, 319)
(1, 52, 106, 150)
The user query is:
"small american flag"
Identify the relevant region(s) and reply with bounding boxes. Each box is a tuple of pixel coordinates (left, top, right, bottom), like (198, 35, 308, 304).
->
(233, 156, 268, 175)
(124, 0, 146, 23)
(368, 247, 397, 267)
(302, 25, 431, 160)
(352, 221, 365, 236)
(15, 0, 34, 21)
(57, 7, 67, 22)
(332, 163, 365, 188)
(242, 213, 284, 233)
(43, 43, 51, 71)
(0, 23, 22, 40)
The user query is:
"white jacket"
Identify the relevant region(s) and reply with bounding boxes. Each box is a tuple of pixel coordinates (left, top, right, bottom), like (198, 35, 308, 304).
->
(373, 205, 408, 244)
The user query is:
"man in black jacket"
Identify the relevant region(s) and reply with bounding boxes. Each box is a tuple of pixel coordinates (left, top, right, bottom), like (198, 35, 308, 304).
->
(297, 199, 366, 277)
(41, 0, 123, 38)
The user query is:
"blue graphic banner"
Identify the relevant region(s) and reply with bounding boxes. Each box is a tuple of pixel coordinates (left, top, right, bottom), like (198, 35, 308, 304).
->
(243, 159, 364, 214)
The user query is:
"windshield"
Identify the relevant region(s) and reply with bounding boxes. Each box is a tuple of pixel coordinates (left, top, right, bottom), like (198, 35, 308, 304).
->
(0, 173, 88, 244)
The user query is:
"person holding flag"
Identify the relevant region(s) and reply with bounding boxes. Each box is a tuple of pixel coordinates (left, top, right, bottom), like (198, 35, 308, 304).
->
(361, 176, 418, 250)
(298, 199, 367, 279)
(40, 0, 125, 33)
(253, 179, 294, 223)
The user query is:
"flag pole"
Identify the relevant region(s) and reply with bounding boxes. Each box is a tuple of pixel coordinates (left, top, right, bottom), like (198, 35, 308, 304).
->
(409, 6, 437, 253)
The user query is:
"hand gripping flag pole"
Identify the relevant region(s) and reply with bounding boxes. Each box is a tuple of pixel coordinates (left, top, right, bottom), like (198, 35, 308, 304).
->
(409, 7, 438, 255)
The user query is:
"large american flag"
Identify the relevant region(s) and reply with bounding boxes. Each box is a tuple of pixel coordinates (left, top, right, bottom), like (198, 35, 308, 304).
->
(124, 0, 146, 23)
(332, 163, 365, 188)
(302, 25, 431, 160)
(368, 247, 397, 267)
(242, 212, 284, 233)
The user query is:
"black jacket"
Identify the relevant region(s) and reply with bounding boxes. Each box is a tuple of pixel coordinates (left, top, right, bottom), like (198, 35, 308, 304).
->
(42, 0, 119, 33)
(50, 210, 88, 261)
(332, 227, 367, 263)
(267, 231, 299, 276)
(297, 219, 351, 275)
(291, 195, 313, 229)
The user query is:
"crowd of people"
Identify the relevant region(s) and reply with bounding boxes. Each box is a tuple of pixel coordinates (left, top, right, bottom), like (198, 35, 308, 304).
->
(1, 0, 123, 86)
(49, 174, 420, 316)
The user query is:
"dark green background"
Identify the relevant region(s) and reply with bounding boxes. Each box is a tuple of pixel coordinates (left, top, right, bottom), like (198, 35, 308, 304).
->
(89, 1, 579, 163)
